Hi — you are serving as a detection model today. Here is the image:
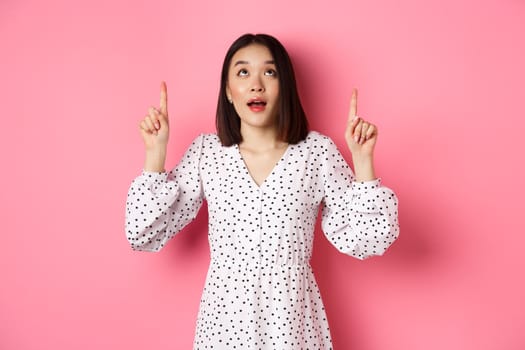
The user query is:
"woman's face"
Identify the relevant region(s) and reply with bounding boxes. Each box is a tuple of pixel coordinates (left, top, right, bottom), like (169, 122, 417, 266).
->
(226, 44, 280, 131)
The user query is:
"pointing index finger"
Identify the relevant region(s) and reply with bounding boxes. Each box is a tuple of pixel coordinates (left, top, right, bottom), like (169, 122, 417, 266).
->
(160, 81, 168, 115)
(349, 88, 358, 119)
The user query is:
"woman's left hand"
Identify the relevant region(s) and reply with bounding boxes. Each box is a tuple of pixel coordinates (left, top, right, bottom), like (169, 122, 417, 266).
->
(344, 88, 378, 158)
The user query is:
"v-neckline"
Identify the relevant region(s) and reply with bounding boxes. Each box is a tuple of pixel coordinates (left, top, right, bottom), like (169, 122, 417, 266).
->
(234, 143, 291, 189)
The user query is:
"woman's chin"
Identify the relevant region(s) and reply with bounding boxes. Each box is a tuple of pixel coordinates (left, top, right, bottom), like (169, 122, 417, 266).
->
(239, 114, 277, 129)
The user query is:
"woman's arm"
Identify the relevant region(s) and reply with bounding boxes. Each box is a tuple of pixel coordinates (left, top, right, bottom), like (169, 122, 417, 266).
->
(125, 82, 204, 252)
(320, 136, 399, 260)
(320, 89, 399, 259)
(125, 135, 205, 252)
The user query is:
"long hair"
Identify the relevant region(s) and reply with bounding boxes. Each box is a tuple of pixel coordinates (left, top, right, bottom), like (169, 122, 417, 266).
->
(216, 33, 309, 146)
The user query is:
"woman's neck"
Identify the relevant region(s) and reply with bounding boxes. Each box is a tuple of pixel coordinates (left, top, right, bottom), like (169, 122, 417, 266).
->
(239, 124, 286, 151)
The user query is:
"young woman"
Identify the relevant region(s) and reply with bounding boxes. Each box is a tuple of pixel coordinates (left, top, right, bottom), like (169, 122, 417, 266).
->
(126, 33, 399, 349)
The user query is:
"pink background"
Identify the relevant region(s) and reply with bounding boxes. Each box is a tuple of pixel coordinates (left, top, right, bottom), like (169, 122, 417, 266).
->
(1, 0, 524, 349)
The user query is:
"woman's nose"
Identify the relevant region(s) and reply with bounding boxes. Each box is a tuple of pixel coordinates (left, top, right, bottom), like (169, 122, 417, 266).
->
(250, 79, 265, 92)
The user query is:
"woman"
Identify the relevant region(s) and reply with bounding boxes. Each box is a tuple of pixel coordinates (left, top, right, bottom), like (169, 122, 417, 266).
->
(126, 33, 399, 349)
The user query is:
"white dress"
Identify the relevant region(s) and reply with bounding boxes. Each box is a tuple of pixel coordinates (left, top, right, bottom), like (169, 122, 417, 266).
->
(125, 131, 399, 349)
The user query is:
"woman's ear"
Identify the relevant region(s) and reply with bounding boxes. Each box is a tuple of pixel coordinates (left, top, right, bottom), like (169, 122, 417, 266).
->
(226, 85, 232, 101)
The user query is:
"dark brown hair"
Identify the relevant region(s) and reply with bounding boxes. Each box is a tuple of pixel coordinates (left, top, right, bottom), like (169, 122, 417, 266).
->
(216, 33, 309, 146)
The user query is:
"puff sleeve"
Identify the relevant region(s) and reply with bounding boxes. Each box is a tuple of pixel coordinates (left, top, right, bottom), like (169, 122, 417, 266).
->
(320, 136, 399, 260)
(125, 134, 205, 252)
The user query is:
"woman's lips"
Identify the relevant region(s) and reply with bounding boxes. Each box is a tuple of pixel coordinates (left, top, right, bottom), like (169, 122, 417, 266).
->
(248, 103, 266, 112)
(247, 98, 267, 112)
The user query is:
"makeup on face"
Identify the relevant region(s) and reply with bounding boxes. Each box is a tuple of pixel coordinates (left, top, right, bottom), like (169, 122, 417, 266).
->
(227, 44, 280, 126)
(247, 97, 267, 112)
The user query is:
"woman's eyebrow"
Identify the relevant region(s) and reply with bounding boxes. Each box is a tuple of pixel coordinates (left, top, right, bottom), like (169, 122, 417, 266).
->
(233, 60, 275, 66)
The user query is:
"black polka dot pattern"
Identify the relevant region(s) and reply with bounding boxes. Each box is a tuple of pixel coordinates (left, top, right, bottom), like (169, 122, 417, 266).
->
(125, 131, 400, 349)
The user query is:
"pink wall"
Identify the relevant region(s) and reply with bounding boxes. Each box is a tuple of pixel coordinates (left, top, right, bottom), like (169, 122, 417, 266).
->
(1, 0, 524, 349)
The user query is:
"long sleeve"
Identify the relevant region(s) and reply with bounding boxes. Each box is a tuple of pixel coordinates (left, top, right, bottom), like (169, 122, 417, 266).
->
(125, 134, 205, 252)
(320, 136, 399, 260)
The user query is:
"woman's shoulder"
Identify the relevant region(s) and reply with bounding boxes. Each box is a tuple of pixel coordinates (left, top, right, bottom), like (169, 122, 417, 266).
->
(303, 130, 337, 147)
(194, 132, 238, 155)
(188, 133, 221, 147)
(199, 132, 220, 143)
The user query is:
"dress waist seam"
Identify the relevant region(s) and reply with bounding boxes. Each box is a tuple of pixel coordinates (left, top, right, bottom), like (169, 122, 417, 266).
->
(210, 258, 311, 267)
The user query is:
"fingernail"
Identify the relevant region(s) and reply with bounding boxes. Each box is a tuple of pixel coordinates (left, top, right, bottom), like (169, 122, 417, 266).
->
(354, 135, 359, 143)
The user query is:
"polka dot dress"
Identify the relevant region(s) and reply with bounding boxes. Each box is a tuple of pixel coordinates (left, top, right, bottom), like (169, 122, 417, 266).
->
(125, 131, 400, 349)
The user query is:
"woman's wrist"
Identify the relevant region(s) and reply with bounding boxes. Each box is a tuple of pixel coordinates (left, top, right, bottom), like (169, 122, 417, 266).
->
(352, 155, 376, 182)
(144, 148, 167, 172)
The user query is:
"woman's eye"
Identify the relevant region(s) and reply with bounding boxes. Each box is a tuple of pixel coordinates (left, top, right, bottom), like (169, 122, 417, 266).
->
(265, 69, 277, 76)
(237, 69, 248, 76)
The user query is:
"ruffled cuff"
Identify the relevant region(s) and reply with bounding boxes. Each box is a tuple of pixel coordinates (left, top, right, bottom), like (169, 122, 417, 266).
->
(136, 170, 178, 198)
(346, 178, 382, 214)
(351, 178, 381, 194)
(141, 170, 168, 181)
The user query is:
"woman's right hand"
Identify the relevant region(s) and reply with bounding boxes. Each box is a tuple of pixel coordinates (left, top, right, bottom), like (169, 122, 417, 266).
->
(139, 81, 169, 172)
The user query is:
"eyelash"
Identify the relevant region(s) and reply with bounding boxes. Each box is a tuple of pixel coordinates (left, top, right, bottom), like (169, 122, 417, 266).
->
(237, 69, 277, 77)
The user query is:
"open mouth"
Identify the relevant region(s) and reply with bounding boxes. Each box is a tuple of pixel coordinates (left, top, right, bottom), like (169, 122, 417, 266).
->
(247, 98, 267, 107)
